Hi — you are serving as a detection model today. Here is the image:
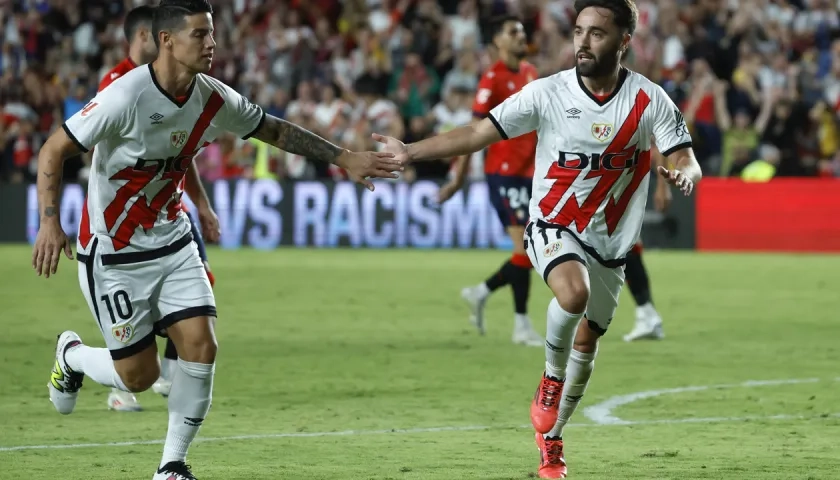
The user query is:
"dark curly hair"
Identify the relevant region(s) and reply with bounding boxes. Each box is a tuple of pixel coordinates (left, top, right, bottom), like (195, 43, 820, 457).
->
(573, 0, 638, 35)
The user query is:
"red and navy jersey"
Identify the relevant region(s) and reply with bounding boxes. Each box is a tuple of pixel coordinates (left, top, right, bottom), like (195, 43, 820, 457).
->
(98, 57, 138, 93)
(472, 60, 539, 177)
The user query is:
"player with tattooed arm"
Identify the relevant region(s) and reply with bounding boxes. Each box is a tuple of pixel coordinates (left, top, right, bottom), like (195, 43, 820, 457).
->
(33, 1, 401, 478)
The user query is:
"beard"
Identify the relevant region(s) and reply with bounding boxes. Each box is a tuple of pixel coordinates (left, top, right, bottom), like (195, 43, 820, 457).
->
(575, 51, 619, 77)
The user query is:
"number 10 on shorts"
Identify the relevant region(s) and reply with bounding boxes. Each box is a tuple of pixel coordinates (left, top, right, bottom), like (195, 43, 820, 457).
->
(101, 290, 133, 324)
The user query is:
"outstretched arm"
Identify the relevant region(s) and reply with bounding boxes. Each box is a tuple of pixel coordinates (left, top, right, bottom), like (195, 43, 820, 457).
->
(402, 117, 502, 162)
(249, 114, 403, 190)
(250, 114, 345, 165)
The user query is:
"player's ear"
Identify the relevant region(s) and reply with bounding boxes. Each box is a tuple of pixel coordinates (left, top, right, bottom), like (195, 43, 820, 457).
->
(620, 33, 631, 54)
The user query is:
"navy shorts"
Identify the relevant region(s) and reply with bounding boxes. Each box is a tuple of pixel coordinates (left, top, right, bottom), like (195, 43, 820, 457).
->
(186, 210, 208, 262)
(486, 174, 532, 228)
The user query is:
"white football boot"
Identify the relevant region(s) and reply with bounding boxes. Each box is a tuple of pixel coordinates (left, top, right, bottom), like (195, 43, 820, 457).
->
(152, 376, 172, 397)
(48, 331, 85, 415)
(512, 322, 544, 347)
(460, 284, 489, 335)
(107, 388, 143, 412)
(623, 304, 665, 342)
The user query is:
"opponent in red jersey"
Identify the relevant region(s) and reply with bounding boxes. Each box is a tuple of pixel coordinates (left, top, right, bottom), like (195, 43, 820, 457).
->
(98, 8, 157, 92)
(622, 146, 669, 342)
(438, 16, 543, 347)
(96, 5, 214, 412)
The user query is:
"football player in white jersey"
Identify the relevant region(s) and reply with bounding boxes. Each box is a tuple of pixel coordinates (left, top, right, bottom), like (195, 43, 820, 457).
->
(32, 1, 401, 479)
(374, 0, 701, 477)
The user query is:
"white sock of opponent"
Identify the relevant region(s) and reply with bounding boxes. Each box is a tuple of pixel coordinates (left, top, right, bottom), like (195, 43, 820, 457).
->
(65, 344, 130, 391)
(160, 359, 215, 468)
(546, 348, 597, 438)
(161, 358, 177, 381)
(544, 298, 584, 380)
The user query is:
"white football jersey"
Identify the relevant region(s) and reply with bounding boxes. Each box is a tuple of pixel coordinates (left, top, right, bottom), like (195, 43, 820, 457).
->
(64, 64, 264, 258)
(489, 68, 692, 263)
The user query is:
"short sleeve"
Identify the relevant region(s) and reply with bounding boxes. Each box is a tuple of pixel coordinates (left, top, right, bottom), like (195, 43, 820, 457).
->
(487, 80, 541, 140)
(212, 79, 266, 140)
(472, 72, 496, 118)
(650, 85, 693, 156)
(62, 93, 128, 153)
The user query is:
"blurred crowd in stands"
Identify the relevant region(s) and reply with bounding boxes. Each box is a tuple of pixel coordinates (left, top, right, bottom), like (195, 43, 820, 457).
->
(2, 0, 840, 186)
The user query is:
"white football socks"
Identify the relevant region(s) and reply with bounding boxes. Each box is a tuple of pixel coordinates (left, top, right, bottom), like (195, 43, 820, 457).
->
(546, 348, 597, 438)
(160, 359, 215, 468)
(65, 344, 129, 391)
(544, 298, 584, 380)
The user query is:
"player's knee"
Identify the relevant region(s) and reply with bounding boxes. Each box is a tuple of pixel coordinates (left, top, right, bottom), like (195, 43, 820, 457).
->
(116, 361, 160, 392)
(178, 333, 218, 364)
(554, 277, 589, 313)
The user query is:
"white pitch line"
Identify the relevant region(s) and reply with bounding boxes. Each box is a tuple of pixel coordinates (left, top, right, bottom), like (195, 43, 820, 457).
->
(3, 377, 835, 453)
(2, 410, 839, 453)
(584, 377, 822, 425)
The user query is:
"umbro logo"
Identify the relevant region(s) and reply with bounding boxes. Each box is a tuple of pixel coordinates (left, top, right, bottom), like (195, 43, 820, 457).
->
(184, 416, 204, 427)
(150, 113, 164, 125)
(565, 108, 581, 119)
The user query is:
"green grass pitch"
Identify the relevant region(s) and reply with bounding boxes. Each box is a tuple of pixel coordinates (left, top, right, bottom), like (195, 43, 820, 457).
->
(1, 246, 838, 479)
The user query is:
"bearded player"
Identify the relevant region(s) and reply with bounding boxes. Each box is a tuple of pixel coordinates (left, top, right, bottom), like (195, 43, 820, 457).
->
(374, 0, 701, 476)
(438, 15, 543, 347)
(35, 1, 401, 478)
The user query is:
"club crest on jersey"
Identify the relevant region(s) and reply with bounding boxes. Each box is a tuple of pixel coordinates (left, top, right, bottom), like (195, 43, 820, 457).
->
(170, 130, 188, 149)
(112, 324, 135, 344)
(543, 241, 562, 257)
(591, 123, 613, 142)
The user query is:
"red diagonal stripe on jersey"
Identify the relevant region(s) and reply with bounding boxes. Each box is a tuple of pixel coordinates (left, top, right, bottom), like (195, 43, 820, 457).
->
(78, 197, 93, 249)
(604, 149, 652, 235)
(180, 92, 224, 155)
(548, 90, 652, 232)
(105, 91, 226, 250)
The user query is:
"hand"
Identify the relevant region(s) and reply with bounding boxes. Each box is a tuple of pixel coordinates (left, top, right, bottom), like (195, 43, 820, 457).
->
(371, 133, 411, 164)
(437, 179, 463, 203)
(198, 205, 221, 243)
(657, 166, 694, 196)
(32, 220, 73, 278)
(336, 148, 403, 191)
(654, 182, 673, 212)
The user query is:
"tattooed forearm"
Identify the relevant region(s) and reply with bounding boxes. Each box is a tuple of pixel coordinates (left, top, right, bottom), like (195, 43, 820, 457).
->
(253, 115, 344, 164)
(37, 154, 66, 222)
(38, 166, 63, 220)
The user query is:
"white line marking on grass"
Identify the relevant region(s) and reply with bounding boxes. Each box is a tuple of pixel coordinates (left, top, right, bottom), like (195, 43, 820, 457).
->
(584, 377, 822, 425)
(2, 378, 836, 453)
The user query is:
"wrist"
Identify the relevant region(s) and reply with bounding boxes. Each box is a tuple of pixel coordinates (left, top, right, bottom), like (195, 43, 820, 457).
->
(40, 210, 61, 226)
(678, 164, 702, 183)
(334, 149, 352, 169)
(405, 143, 417, 163)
